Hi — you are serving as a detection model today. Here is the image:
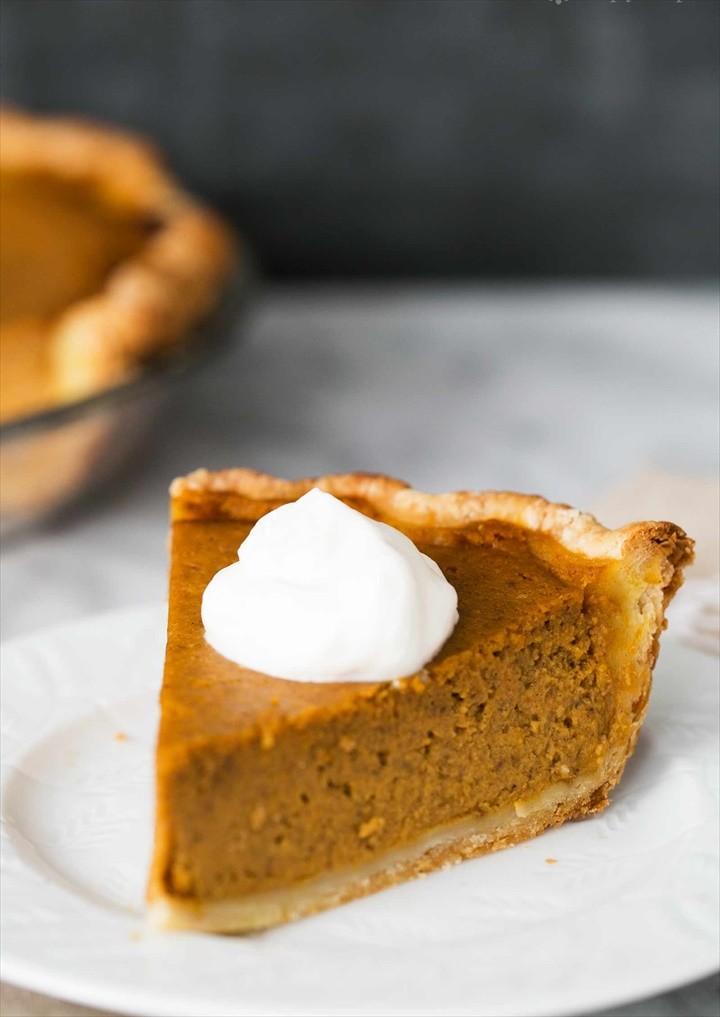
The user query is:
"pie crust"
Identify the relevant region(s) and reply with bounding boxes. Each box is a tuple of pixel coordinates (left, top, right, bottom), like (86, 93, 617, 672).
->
(150, 473, 693, 932)
(1, 107, 235, 411)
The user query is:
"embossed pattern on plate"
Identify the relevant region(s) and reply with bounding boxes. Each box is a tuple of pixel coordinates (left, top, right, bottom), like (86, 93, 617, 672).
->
(1, 605, 718, 1017)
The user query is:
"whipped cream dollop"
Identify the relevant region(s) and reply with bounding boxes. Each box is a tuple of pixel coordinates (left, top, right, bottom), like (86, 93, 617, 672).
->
(201, 488, 458, 683)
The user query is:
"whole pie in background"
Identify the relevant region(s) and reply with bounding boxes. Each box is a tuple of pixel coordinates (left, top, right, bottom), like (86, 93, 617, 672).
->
(0, 108, 237, 532)
(0, 107, 235, 423)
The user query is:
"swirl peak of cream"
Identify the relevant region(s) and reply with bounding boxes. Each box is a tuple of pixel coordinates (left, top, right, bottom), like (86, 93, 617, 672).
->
(201, 488, 458, 683)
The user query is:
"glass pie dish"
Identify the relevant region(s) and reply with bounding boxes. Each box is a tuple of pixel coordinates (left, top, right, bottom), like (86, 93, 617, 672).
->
(0, 107, 250, 535)
(0, 274, 250, 536)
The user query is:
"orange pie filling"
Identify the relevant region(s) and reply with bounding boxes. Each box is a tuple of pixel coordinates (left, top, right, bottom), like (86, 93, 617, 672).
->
(0, 170, 152, 422)
(148, 494, 682, 932)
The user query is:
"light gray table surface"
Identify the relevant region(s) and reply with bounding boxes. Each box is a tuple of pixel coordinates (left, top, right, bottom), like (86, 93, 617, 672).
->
(1, 286, 718, 1017)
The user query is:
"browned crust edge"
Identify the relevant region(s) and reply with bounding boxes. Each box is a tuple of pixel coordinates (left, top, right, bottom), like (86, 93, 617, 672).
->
(170, 468, 693, 582)
(0, 108, 236, 399)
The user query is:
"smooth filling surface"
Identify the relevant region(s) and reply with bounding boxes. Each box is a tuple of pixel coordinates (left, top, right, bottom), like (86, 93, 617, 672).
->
(155, 517, 617, 904)
(0, 170, 150, 421)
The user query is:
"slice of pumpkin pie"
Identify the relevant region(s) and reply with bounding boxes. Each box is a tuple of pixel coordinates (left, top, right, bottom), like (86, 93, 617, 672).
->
(148, 469, 692, 932)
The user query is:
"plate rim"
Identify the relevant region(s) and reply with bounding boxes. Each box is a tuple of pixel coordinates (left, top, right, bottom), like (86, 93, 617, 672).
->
(2, 941, 720, 1017)
(1, 604, 718, 1017)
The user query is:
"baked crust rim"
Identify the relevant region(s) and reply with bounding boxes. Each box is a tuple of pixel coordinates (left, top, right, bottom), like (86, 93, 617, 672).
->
(170, 467, 693, 585)
(1, 108, 236, 402)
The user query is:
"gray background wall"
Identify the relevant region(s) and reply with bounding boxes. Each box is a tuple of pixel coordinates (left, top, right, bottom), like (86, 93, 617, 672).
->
(1, 0, 718, 279)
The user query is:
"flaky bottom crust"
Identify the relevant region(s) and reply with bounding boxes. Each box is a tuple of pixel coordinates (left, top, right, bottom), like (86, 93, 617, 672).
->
(148, 765, 619, 934)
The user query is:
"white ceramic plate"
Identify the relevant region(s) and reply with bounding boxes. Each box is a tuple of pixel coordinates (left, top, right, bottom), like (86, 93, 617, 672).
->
(1, 605, 718, 1017)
